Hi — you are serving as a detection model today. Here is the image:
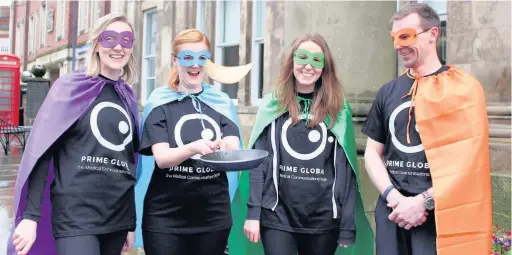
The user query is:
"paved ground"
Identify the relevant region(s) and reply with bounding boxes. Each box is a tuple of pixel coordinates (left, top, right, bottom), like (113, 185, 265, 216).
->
(0, 147, 21, 254)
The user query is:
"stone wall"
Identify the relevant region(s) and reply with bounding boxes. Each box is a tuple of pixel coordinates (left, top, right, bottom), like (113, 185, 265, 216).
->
(447, 0, 511, 229)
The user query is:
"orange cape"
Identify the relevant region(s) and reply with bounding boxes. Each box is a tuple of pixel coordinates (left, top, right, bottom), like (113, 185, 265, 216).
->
(404, 65, 492, 255)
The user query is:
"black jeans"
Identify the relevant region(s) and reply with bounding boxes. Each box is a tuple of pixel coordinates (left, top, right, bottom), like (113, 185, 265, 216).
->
(142, 229, 230, 255)
(261, 227, 338, 255)
(55, 231, 127, 255)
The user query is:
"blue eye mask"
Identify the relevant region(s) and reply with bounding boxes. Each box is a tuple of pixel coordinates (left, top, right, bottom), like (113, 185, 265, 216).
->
(176, 50, 211, 67)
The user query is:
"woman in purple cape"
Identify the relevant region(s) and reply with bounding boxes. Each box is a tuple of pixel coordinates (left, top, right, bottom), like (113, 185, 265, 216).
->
(8, 12, 140, 255)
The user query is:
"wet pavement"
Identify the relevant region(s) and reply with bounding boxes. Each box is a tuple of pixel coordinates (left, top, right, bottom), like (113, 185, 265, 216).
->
(0, 147, 21, 254)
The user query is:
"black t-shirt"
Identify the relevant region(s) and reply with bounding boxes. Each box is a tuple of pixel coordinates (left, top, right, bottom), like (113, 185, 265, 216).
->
(361, 66, 450, 195)
(261, 93, 339, 233)
(23, 78, 139, 238)
(139, 92, 240, 234)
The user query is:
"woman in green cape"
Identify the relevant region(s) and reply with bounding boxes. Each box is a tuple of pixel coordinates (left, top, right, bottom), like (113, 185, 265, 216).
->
(229, 34, 374, 255)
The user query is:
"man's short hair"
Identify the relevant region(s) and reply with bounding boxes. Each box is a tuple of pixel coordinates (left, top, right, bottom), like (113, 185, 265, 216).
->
(391, 3, 441, 30)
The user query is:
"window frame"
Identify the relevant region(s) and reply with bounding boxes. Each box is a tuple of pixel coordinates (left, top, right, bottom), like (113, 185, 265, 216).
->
(78, 1, 89, 34)
(28, 15, 35, 55)
(141, 8, 158, 106)
(250, 0, 265, 106)
(56, 0, 65, 40)
(214, 0, 241, 105)
(40, 4, 46, 48)
(196, 0, 205, 32)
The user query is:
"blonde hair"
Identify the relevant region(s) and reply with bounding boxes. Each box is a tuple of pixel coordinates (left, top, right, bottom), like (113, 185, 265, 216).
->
(167, 29, 211, 91)
(85, 12, 138, 85)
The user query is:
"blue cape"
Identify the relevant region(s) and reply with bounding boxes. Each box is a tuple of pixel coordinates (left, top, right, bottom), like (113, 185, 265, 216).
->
(133, 83, 242, 248)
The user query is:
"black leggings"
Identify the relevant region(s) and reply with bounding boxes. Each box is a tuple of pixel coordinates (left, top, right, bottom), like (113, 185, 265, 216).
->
(142, 229, 230, 255)
(261, 227, 338, 255)
(55, 231, 127, 255)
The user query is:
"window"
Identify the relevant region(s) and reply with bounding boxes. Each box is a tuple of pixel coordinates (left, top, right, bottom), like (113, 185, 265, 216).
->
(78, 1, 89, 33)
(0, 8, 9, 18)
(28, 15, 34, 54)
(56, 0, 65, 40)
(196, 0, 205, 32)
(141, 9, 157, 105)
(16, 20, 24, 58)
(215, 0, 241, 102)
(91, 1, 101, 28)
(250, 0, 265, 105)
(418, 0, 447, 65)
(40, 4, 46, 47)
(15, 23, 20, 56)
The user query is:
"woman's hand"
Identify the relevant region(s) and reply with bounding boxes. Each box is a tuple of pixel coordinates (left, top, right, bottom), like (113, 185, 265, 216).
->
(122, 231, 135, 253)
(12, 219, 37, 255)
(243, 220, 261, 243)
(188, 139, 219, 155)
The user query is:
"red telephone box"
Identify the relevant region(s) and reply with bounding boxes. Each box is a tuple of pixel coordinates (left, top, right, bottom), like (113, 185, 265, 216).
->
(0, 53, 21, 127)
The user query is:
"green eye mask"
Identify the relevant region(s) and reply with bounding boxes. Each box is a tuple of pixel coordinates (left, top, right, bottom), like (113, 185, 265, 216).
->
(293, 49, 325, 69)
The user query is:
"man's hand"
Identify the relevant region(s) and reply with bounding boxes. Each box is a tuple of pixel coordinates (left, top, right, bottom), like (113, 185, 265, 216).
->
(122, 232, 134, 253)
(385, 189, 406, 209)
(388, 195, 428, 230)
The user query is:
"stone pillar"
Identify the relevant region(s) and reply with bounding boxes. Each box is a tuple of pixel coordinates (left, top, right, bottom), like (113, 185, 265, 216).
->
(447, 0, 511, 229)
(156, 1, 175, 88)
(25, 77, 50, 125)
(262, 0, 285, 96)
(237, 0, 252, 106)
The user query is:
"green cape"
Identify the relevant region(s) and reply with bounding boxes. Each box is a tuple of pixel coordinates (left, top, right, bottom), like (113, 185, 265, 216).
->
(229, 92, 374, 255)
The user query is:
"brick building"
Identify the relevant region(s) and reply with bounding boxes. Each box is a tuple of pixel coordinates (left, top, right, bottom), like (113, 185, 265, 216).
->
(9, 0, 111, 84)
(0, 6, 9, 53)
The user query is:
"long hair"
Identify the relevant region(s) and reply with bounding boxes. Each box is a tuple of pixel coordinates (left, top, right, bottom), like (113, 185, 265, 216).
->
(274, 33, 345, 128)
(167, 29, 211, 91)
(85, 12, 138, 85)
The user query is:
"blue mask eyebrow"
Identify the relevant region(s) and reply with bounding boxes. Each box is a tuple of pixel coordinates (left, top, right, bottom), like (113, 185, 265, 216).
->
(177, 50, 212, 67)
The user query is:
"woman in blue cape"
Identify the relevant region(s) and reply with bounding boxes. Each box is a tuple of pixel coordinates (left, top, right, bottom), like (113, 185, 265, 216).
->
(9, 13, 140, 255)
(133, 28, 251, 255)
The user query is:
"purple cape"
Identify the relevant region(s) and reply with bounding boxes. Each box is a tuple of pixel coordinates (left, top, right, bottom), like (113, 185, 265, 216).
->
(7, 70, 140, 255)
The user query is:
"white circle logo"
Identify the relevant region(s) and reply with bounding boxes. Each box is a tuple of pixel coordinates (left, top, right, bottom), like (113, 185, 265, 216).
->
(281, 114, 334, 161)
(388, 101, 423, 154)
(90, 102, 133, 152)
(174, 113, 221, 159)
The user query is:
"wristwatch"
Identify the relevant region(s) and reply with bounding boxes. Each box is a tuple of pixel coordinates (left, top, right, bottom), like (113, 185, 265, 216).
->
(422, 192, 435, 210)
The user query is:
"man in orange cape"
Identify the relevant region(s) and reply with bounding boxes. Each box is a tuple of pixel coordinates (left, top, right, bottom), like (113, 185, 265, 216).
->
(362, 3, 492, 255)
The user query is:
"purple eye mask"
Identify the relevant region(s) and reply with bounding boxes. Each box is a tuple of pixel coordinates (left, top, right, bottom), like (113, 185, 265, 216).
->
(98, 30, 135, 49)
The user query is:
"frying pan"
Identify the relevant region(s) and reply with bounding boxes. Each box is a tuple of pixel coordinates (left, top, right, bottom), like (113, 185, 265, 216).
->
(199, 149, 269, 172)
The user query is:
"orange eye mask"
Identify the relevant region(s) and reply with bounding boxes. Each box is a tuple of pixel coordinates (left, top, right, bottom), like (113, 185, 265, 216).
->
(390, 28, 429, 47)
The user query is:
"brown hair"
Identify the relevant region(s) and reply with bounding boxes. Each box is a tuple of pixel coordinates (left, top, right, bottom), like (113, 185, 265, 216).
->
(167, 29, 211, 90)
(391, 3, 441, 30)
(274, 33, 344, 129)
